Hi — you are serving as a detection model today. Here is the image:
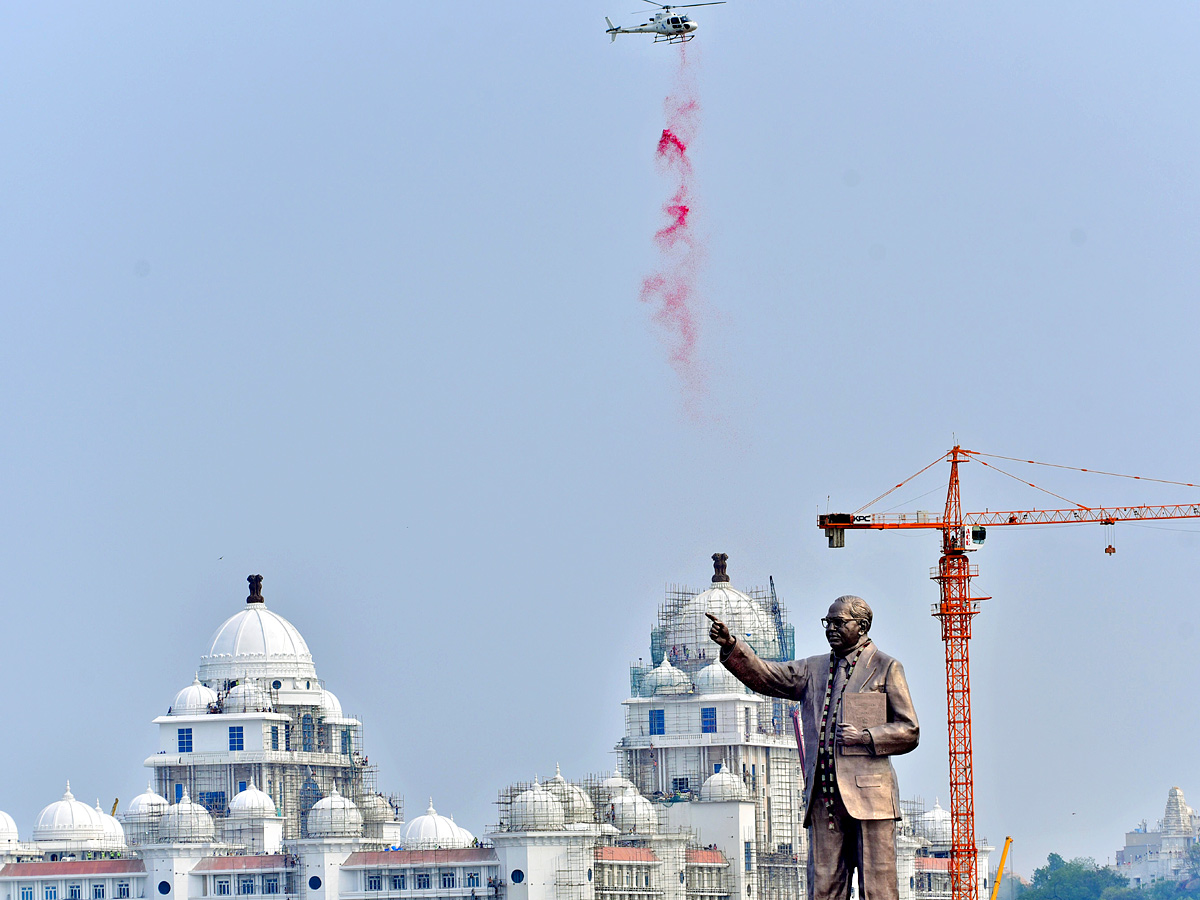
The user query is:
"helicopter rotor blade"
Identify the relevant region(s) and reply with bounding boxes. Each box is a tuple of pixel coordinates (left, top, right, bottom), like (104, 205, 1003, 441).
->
(668, 1, 726, 7)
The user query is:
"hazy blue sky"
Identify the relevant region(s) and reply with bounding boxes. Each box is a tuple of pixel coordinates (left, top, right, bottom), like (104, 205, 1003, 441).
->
(3, 1, 1199, 878)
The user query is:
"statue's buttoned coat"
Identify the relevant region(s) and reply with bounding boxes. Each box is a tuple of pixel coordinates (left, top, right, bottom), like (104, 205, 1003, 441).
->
(721, 638, 919, 824)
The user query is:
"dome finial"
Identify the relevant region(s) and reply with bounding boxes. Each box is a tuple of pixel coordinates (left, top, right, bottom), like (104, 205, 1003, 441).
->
(247, 574, 264, 604)
(711, 553, 729, 584)
(64, 780, 73, 799)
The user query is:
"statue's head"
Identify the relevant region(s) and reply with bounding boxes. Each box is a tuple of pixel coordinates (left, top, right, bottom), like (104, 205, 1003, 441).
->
(823, 595, 872, 653)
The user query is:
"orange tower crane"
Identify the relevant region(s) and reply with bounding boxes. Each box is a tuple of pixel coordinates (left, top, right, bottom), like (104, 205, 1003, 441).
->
(818, 446, 1200, 900)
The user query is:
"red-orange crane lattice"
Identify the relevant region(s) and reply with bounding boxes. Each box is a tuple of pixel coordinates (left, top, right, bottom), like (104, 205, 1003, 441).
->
(818, 446, 1200, 900)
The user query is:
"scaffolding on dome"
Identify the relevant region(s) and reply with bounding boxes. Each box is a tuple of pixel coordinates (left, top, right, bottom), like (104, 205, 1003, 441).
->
(642, 583, 796, 681)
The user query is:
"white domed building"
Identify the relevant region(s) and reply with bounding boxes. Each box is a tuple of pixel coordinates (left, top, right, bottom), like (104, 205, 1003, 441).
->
(619, 555, 807, 900)
(148, 576, 369, 843)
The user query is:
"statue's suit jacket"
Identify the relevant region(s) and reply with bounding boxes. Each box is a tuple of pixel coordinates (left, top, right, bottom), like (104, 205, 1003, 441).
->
(721, 638, 919, 825)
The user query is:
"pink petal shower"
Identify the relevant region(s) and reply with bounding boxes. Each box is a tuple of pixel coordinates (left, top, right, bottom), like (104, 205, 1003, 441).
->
(640, 48, 706, 404)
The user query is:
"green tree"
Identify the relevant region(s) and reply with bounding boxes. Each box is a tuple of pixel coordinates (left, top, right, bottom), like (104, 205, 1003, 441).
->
(1022, 854, 1127, 900)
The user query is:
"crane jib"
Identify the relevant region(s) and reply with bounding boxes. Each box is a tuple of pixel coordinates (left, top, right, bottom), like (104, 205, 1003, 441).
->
(819, 504, 1200, 529)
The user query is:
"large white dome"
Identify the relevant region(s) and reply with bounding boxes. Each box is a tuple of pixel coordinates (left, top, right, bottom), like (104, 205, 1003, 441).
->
(663, 583, 781, 660)
(307, 789, 363, 838)
(171, 676, 218, 716)
(401, 799, 472, 849)
(34, 782, 104, 842)
(0, 809, 18, 844)
(159, 790, 215, 843)
(199, 599, 317, 683)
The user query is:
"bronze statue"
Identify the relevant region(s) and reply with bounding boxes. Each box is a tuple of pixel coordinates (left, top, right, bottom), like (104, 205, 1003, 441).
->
(708, 594, 918, 900)
(247, 574, 264, 603)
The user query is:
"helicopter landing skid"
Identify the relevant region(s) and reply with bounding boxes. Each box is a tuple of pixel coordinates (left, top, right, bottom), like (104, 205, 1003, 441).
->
(653, 33, 694, 43)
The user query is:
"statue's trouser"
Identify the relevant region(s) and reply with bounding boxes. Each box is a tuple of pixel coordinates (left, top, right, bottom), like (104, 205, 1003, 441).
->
(807, 794, 899, 900)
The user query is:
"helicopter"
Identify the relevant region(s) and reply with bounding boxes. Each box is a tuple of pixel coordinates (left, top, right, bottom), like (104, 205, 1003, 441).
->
(605, 0, 725, 44)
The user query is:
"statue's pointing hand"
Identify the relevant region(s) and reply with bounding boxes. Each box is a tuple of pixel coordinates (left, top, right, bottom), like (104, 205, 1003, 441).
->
(706, 612, 735, 648)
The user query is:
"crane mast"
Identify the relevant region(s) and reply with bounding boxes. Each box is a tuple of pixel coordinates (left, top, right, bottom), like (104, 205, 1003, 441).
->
(933, 447, 985, 900)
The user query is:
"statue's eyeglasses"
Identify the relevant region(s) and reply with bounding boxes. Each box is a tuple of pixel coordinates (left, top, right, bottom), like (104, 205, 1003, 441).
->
(821, 617, 856, 628)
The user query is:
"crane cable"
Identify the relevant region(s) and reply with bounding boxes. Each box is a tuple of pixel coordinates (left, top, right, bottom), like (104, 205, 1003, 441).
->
(854, 451, 950, 515)
(970, 451, 1200, 489)
(967, 456, 1091, 511)
(853, 448, 1198, 518)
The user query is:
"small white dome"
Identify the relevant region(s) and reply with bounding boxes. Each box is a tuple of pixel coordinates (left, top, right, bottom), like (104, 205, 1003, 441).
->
(320, 689, 343, 719)
(94, 801, 126, 847)
(699, 769, 750, 802)
(510, 783, 565, 831)
(600, 766, 635, 801)
(613, 787, 657, 834)
(922, 799, 951, 844)
(546, 766, 595, 825)
(200, 598, 317, 683)
(694, 662, 746, 695)
(359, 794, 394, 826)
(401, 799, 472, 848)
(125, 782, 169, 817)
(0, 809, 19, 843)
(34, 782, 104, 842)
(642, 658, 691, 696)
(307, 788, 363, 838)
(159, 790, 215, 843)
(172, 675, 218, 716)
(229, 782, 277, 819)
(223, 682, 272, 714)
